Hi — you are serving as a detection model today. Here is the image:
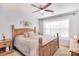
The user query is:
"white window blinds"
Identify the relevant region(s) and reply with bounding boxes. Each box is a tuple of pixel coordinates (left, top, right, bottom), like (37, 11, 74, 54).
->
(43, 19, 69, 37)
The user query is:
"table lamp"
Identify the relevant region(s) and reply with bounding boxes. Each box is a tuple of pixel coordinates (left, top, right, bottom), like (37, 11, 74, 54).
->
(2, 32, 6, 40)
(74, 35, 79, 43)
(73, 35, 78, 39)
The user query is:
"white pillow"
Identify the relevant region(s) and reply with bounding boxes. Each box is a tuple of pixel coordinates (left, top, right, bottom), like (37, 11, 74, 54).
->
(28, 32, 37, 37)
(24, 32, 29, 38)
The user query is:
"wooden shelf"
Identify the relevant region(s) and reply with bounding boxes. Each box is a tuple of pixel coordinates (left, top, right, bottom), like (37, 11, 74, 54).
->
(0, 45, 6, 48)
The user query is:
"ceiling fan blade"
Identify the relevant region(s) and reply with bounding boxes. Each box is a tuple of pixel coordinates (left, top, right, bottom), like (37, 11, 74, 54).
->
(32, 10, 41, 13)
(45, 9, 54, 12)
(42, 3, 52, 9)
(31, 4, 41, 9)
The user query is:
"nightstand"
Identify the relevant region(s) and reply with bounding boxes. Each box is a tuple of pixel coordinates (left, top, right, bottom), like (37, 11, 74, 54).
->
(70, 39, 79, 56)
(0, 38, 13, 56)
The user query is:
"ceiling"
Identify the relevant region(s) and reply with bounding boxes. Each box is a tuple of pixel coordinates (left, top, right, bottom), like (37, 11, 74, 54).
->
(0, 3, 79, 19)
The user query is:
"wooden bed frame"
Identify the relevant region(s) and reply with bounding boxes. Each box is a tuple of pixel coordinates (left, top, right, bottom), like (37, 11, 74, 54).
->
(12, 25, 59, 56)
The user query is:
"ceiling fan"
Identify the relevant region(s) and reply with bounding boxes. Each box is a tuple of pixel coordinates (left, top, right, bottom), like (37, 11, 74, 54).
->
(31, 3, 54, 13)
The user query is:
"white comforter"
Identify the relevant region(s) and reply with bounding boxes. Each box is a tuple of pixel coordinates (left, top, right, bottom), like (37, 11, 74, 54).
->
(14, 35, 56, 56)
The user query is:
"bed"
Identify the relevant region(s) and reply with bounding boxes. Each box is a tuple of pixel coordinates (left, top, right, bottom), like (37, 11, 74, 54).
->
(12, 25, 59, 56)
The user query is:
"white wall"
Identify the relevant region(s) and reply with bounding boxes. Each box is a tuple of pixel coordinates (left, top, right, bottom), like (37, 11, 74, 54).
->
(70, 12, 79, 37)
(0, 4, 38, 40)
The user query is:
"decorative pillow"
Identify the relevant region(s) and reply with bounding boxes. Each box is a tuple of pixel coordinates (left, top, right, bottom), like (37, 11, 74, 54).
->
(24, 32, 29, 38)
(28, 32, 37, 37)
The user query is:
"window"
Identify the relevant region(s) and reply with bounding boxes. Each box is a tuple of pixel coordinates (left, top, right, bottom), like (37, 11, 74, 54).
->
(43, 19, 69, 37)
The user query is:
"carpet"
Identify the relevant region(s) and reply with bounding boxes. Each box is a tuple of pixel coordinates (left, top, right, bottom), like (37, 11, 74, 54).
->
(53, 45, 71, 56)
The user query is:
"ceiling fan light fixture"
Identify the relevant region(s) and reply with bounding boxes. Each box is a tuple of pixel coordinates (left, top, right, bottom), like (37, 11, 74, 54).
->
(40, 10, 45, 13)
(31, 3, 54, 14)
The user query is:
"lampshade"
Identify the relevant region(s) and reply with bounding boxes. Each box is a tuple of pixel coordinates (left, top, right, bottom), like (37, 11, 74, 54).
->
(2, 32, 6, 36)
(73, 35, 78, 39)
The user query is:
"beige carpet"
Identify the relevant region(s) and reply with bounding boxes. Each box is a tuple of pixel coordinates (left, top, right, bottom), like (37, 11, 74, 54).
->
(6, 50, 22, 56)
(53, 39, 71, 56)
(6, 45, 71, 56)
(54, 45, 71, 56)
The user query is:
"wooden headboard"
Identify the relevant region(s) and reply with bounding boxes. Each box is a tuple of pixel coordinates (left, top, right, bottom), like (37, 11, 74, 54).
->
(12, 25, 36, 39)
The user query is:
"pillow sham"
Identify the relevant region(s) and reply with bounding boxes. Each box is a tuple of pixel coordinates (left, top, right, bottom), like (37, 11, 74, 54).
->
(28, 32, 38, 37)
(24, 32, 29, 38)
